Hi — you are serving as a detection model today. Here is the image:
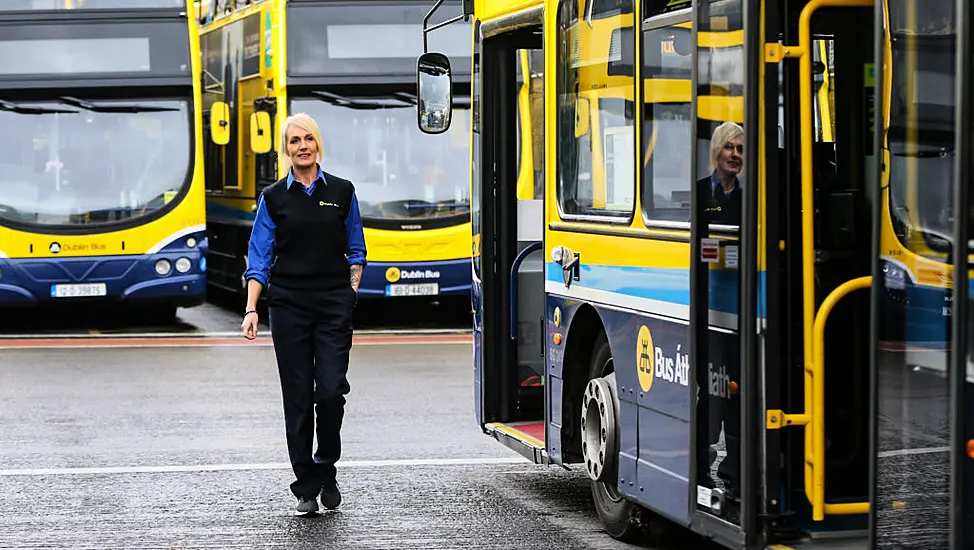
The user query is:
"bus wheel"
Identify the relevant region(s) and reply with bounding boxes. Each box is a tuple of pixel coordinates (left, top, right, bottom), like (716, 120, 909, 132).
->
(582, 332, 650, 543)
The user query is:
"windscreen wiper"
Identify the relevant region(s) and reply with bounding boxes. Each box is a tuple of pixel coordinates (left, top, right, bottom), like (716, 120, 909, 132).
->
(0, 99, 78, 115)
(57, 96, 179, 113)
(403, 200, 469, 209)
(309, 90, 412, 110)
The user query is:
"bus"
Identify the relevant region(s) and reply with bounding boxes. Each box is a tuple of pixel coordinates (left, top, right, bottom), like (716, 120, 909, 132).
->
(417, 0, 974, 546)
(0, 0, 207, 321)
(197, 0, 473, 306)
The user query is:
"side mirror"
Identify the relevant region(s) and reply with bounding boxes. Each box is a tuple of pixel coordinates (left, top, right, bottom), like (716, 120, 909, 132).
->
(417, 52, 453, 134)
(250, 111, 272, 154)
(210, 101, 230, 145)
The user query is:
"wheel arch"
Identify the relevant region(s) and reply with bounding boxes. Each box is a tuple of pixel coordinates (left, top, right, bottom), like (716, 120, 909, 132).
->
(559, 302, 608, 464)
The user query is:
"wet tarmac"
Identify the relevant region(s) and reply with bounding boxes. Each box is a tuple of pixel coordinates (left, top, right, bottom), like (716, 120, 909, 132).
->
(0, 328, 720, 549)
(0, 290, 472, 337)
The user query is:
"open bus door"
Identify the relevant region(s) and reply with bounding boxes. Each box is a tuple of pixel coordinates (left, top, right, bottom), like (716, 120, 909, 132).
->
(868, 0, 974, 547)
(419, 13, 548, 463)
(755, 0, 875, 544)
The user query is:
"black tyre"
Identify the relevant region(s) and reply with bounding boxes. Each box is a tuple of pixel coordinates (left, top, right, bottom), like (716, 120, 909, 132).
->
(586, 331, 649, 543)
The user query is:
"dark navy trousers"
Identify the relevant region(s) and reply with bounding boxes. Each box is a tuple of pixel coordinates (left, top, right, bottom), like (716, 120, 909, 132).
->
(267, 282, 357, 500)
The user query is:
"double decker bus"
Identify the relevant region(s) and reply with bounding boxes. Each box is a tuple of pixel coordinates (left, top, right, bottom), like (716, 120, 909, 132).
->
(198, 0, 473, 305)
(0, 0, 207, 320)
(417, 0, 974, 546)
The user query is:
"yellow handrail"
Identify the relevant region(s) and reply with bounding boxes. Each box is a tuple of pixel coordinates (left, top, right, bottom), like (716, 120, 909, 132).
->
(772, 0, 874, 522)
(812, 276, 872, 520)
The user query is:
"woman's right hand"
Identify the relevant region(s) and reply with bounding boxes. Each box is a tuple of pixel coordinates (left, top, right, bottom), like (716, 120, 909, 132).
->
(241, 312, 259, 340)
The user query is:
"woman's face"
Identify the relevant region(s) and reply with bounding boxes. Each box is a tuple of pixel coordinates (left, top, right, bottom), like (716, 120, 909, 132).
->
(286, 125, 318, 170)
(717, 135, 743, 178)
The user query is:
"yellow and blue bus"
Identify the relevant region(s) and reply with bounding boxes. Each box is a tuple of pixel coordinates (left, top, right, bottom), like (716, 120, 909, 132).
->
(0, 0, 207, 320)
(198, 0, 473, 304)
(418, 0, 974, 546)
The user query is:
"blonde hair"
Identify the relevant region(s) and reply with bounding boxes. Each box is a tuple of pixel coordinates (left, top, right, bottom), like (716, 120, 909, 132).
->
(278, 112, 324, 175)
(709, 121, 744, 171)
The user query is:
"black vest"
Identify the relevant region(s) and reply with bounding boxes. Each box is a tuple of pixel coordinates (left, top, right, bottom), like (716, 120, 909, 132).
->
(697, 176, 742, 226)
(262, 172, 353, 291)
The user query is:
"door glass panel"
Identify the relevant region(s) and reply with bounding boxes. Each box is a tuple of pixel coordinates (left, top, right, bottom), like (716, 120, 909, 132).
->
(693, 0, 744, 526)
(874, 0, 955, 546)
(514, 46, 545, 390)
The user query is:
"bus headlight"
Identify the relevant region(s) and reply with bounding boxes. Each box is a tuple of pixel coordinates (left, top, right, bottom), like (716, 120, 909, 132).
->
(175, 257, 192, 273)
(155, 259, 172, 276)
(186, 237, 197, 248)
(883, 263, 907, 290)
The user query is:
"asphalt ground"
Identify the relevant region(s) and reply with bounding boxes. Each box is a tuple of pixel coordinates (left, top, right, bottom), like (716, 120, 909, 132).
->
(0, 327, 720, 550)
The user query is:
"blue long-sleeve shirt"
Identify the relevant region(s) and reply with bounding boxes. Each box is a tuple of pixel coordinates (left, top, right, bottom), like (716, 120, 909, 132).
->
(243, 166, 367, 286)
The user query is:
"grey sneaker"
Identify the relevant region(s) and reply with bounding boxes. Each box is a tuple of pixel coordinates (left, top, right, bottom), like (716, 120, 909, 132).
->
(295, 496, 319, 515)
(320, 481, 342, 510)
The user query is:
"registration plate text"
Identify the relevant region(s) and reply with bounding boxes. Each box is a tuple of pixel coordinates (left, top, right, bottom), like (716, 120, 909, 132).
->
(51, 283, 108, 298)
(385, 283, 439, 297)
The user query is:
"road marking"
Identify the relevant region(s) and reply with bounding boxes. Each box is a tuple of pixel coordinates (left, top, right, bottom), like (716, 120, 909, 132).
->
(0, 333, 471, 349)
(0, 328, 472, 339)
(877, 446, 950, 458)
(0, 456, 528, 477)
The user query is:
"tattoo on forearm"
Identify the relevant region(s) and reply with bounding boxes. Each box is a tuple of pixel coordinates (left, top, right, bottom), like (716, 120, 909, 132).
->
(350, 265, 362, 288)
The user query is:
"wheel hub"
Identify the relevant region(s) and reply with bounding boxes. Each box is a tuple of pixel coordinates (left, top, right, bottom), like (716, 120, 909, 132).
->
(581, 375, 618, 482)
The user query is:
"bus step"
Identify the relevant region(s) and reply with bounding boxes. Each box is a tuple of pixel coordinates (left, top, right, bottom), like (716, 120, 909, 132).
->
(484, 421, 547, 465)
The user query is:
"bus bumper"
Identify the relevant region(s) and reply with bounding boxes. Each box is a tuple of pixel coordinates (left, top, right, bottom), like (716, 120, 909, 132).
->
(358, 258, 471, 299)
(0, 252, 207, 307)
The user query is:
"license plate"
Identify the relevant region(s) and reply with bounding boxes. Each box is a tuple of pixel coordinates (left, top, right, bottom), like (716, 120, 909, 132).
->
(385, 283, 439, 297)
(51, 283, 108, 298)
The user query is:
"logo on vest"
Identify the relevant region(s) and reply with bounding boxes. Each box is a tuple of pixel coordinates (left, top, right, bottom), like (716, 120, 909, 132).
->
(319, 201, 339, 208)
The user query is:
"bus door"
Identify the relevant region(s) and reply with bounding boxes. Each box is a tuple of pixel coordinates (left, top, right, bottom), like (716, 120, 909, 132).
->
(689, 0, 751, 537)
(420, 15, 548, 462)
(868, 0, 967, 546)
(763, 0, 876, 539)
(720, 0, 873, 543)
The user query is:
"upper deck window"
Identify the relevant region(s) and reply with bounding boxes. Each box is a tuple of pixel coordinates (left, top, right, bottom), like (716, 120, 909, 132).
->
(0, 19, 190, 82)
(287, 1, 471, 78)
(0, 0, 183, 10)
(0, 38, 150, 76)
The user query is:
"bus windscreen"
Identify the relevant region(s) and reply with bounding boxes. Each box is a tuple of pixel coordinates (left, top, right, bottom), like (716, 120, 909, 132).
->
(0, 98, 191, 227)
(291, 96, 470, 227)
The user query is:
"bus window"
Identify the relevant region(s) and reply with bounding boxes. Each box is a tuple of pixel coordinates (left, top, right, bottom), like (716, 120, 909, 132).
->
(641, 21, 692, 223)
(515, 48, 545, 202)
(556, 0, 636, 221)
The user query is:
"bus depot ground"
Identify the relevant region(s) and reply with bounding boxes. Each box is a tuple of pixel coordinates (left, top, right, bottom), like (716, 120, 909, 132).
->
(0, 294, 723, 549)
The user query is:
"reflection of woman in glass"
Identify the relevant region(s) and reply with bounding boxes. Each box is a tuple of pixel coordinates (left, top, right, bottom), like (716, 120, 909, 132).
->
(697, 121, 743, 226)
(696, 120, 744, 504)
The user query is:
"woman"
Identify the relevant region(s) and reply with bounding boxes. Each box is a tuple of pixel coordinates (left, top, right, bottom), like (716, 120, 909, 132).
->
(696, 121, 744, 226)
(241, 112, 367, 515)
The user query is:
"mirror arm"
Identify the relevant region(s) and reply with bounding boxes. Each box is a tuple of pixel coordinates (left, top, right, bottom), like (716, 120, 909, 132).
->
(423, 0, 447, 53)
(423, 0, 465, 53)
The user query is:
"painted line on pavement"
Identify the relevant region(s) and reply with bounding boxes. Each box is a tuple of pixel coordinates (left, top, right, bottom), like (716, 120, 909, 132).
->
(0, 328, 472, 339)
(0, 456, 528, 477)
(0, 333, 472, 349)
(877, 446, 950, 459)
